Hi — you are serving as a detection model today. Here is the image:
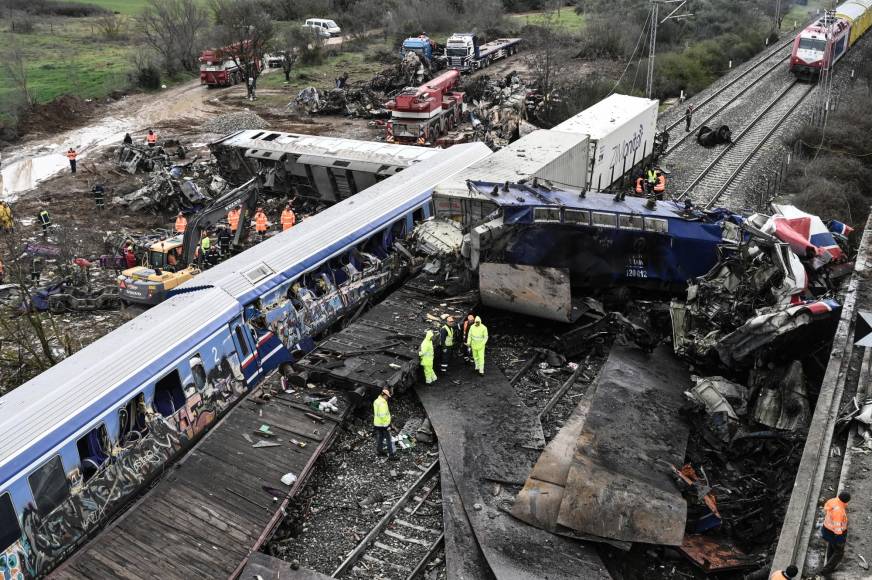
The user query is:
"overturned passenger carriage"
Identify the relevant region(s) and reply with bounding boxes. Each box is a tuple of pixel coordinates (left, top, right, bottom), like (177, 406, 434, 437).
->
(0, 144, 491, 579)
(210, 130, 441, 204)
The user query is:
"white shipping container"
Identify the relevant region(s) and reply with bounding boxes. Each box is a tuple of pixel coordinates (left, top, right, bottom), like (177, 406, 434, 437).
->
(553, 94, 659, 192)
(432, 129, 589, 223)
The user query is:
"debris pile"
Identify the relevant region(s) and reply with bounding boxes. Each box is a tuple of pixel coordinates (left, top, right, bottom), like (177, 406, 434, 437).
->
(116, 142, 187, 174)
(114, 160, 218, 213)
(290, 86, 388, 118)
(202, 110, 269, 134)
(671, 203, 849, 369)
(465, 73, 532, 148)
(369, 51, 431, 93)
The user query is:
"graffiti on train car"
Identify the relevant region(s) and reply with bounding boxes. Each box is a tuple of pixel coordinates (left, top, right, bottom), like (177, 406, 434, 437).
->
(0, 358, 246, 579)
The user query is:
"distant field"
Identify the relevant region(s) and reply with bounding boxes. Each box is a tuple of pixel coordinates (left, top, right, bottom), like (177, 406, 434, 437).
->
(0, 18, 131, 114)
(58, 0, 152, 15)
(509, 9, 585, 29)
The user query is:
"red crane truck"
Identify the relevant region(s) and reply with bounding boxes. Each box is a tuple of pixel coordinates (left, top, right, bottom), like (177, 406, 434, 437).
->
(199, 40, 261, 87)
(385, 70, 465, 146)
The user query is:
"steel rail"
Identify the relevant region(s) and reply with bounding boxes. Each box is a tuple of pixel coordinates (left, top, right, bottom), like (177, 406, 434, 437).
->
(676, 80, 809, 203)
(702, 84, 814, 208)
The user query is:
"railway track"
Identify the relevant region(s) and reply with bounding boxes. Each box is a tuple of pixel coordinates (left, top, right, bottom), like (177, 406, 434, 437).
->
(661, 36, 796, 154)
(677, 80, 815, 208)
(332, 460, 444, 579)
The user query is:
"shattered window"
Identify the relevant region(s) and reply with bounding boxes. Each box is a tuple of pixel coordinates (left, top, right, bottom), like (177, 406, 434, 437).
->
(0, 493, 20, 552)
(190, 355, 207, 390)
(591, 212, 617, 228)
(619, 215, 644, 230)
(119, 393, 148, 444)
(644, 217, 669, 233)
(77, 424, 110, 482)
(28, 455, 69, 518)
(564, 209, 590, 225)
(533, 207, 561, 222)
(153, 370, 186, 418)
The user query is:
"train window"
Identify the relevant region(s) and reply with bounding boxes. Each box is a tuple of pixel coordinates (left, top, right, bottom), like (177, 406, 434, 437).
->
(28, 456, 69, 518)
(798, 37, 826, 51)
(77, 424, 110, 482)
(235, 326, 250, 357)
(119, 394, 148, 444)
(413, 208, 425, 223)
(618, 215, 644, 230)
(644, 217, 669, 234)
(190, 355, 207, 390)
(564, 209, 590, 225)
(591, 212, 617, 228)
(153, 370, 185, 418)
(533, 208, 561, 223)
(0, 493, 20, 552)
(261, 133, 281, 142)
(333, 160, 350, 167)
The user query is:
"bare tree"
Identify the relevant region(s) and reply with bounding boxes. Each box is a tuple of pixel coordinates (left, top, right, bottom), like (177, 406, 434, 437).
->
(140, 0, 209, 74)
(209, 0, 275, 90)
(95, 12, 128, 41)
(4, 40, 33, 108)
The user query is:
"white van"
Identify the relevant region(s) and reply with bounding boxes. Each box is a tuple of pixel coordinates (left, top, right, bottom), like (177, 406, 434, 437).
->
(303, 18, 341, 38)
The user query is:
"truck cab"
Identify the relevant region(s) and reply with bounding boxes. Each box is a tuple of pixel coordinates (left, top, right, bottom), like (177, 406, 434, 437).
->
(445, 33, 478, 69)
(118, 236, 199, 306)
(402, 36, 436, 61)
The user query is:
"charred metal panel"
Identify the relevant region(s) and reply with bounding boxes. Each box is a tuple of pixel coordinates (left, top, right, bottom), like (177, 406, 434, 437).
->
(418, 365, 609, 579)
(556, 344, 691, 546)
(479, 263, 579, 323)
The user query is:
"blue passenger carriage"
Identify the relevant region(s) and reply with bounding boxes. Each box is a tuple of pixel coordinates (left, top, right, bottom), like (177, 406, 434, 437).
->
(0, 143, 491, 579)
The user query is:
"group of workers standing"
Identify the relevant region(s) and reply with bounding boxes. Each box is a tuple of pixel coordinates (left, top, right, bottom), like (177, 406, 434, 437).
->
(419, 314, 489, 383)
(170, 201, 298, 269)
(373, 314, 489, 460)
(65, 129, 159, 175)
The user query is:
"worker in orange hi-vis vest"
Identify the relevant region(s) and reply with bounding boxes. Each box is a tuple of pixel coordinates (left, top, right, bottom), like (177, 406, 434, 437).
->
(227, 205, 241, 234)
(280, 203, 296, 231)
(66, 148, 77, 174)
(820, 491, 850, 574)
(253, 208, 269, 238)
(769, 565, 797, 580)
(174, 212, 187, 234)
(146, 129, 158, 147)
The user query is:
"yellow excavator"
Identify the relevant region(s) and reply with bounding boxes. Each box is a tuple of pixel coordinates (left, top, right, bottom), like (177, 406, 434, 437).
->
(118, 176, 261, 306)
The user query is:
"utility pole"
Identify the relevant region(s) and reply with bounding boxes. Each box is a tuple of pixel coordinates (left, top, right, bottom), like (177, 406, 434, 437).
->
(774, 0, 782, 32)
(818, 9, 837, 127)
(646, 0, 693, 99)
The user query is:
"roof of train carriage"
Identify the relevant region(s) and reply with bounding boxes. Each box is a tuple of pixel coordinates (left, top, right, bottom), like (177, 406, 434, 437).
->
(0, 287, 239, 485)
(212, 130, 443, 166)
(186, 143, 494, 305)
(837, 0, 872, 20)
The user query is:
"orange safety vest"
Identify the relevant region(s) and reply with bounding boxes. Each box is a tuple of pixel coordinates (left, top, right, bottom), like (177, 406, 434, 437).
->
(635, 177, 644, 194)
(147, 133, 157, 144)
(227, 209, 240, 232)
(280, 209, 296, 231)
(255, 212, 268, 233)
(823, 497, 848, 535)
(175, 215, 187, 233)
(654, 174, 666, 193)
(769, 572, 789, 580)
(67, 150, 77, 160)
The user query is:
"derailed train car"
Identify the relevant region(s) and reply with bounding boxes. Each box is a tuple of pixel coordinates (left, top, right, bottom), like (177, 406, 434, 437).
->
(465, 181, 739, 322)
(210, 129, 441, 204)
(0, 144, 491, 579)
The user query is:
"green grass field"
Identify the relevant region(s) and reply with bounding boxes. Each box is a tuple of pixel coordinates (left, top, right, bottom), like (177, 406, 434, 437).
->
(0, 18, 132, 116)
(58, 0, 207, 16)
(509, 9, 585, 30)
(259, 42, 390, 94)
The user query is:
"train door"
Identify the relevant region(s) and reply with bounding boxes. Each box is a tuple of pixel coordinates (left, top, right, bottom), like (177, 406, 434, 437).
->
(230, 317, 260, 385)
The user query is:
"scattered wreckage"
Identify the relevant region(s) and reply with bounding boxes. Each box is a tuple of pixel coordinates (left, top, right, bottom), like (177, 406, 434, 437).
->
(291, 86, 389, 118)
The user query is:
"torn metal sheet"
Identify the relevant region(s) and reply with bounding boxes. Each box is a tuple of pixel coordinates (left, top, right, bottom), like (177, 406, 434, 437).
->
(752, 360, 811, 431)
(418, 365, 608, 579)
(479, 263, 582, 323)
(678, 535, 759, 572)
(440, 448, 495, 580)
(556, 345, 691, 546)
(510, 383, 632, 550)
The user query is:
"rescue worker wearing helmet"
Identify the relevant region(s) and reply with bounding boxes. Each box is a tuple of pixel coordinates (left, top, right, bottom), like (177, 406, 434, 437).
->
(466, 316, 488, 376)
(419, 330, 437, 384)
